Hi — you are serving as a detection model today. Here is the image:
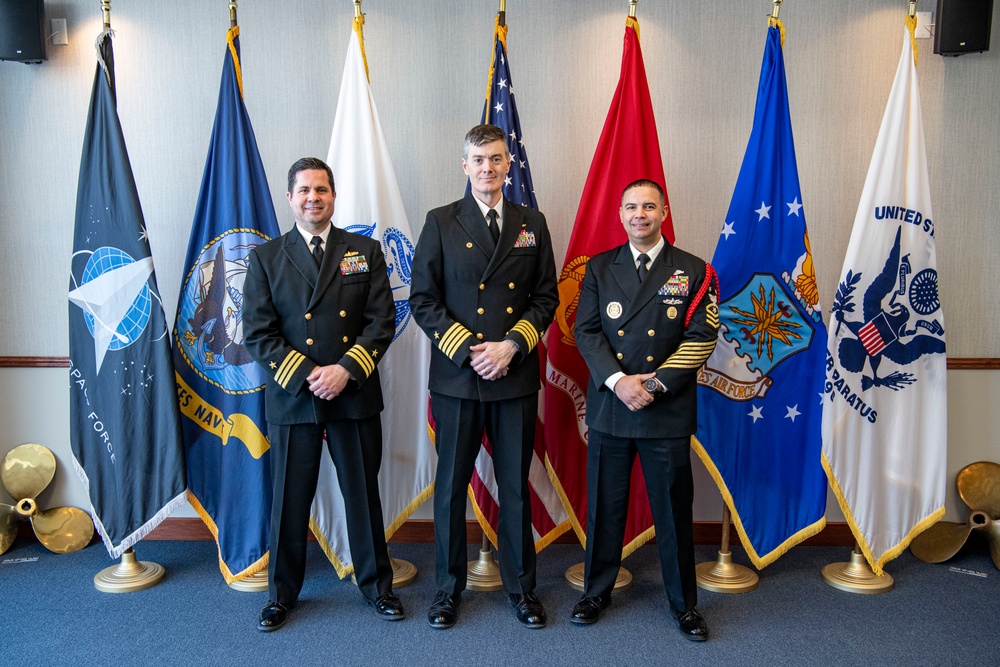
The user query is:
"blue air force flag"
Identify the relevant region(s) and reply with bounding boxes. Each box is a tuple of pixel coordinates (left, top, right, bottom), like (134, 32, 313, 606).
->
(310, 19, 435, 577)
(172, 27, 278, 584)
(822, 24, 946, 576)
(68, 31, 186, 558)
(693, 23, 828, 568)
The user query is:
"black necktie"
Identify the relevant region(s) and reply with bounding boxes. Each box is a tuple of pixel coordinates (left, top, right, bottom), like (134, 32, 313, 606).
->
(637, 253, 650, 282)
(487, 209, 500, 246)
(310, 235, 324, 267)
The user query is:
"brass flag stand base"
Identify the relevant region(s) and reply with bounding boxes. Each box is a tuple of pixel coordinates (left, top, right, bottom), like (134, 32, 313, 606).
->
(696, 504, 758, 593)
(821, 547, 894, 594)
(229, 571, 268, 592)
(94, 548, 165, 593)
(467, 534, 503, 592)
(351, 549, 419, 589)
(564, 563, 632, 592)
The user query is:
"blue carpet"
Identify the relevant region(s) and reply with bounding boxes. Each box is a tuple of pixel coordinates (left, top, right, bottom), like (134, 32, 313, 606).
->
(2, 538, 997, 666)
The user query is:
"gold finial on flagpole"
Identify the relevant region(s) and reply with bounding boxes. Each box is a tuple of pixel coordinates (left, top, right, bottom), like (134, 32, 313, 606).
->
(101, 0, 111, 29)
(908, 1, 918, 18)
(229, 1, 238, 29)
(629, 0, 638, 18)
(498, 0, 506, 28)
(771, 0, 783, 20)
(354, 0, 363, 19)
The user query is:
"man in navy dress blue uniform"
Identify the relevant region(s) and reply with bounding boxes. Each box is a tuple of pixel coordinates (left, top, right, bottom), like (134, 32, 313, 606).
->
(410, 125, 558, 629)
(243, 157, 401, 631)
(571, 179, 719, 641)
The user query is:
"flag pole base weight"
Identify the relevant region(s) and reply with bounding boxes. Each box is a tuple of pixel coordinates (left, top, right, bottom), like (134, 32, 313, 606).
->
(564, 562, 632, 592)
(695, 550, 759, 593)
(94, 548, 165, 593)
(821, 550, 894, 594)
(350, 551, 419, 589)
(466, 548, 503, 591)
(229, 571, 268, 592)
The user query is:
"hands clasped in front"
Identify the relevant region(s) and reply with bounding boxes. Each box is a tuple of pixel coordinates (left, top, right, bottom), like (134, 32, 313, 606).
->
(307, 364, 352, 401)
(469, 340, 517, 381)
(614, 372, 657, 412)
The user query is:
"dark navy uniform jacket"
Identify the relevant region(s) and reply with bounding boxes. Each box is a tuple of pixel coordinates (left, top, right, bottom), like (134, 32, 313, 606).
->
(243, 226, 395, 425)
(409, 193, 558, 401)
(575, 241, 719, 439)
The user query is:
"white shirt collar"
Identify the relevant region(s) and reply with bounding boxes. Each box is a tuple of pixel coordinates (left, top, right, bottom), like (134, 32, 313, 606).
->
(629, 235, 666, 266)
(296, 222, 331, 248)
(471, 195, 505, 226)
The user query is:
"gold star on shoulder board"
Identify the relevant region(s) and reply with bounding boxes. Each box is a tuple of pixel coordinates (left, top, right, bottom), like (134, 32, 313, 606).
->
(371, 349, 378, 358)
(269, 361, 277, 369)
(434, 332, 440, 339)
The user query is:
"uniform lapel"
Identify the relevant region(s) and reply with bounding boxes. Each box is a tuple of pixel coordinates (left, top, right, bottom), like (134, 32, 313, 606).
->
(609, 244, 640, 303)
(456, 193, 495, 261)
(483, 197, 520, 281)
(281, 229, 319, 288)
(309, 227, 347, 310)
(620, 242, 673, 326)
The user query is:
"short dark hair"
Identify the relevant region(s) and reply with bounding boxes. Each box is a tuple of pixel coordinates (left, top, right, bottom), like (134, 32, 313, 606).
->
(621, 178, 665, 206)
(463, 124, 510, 161)
(287, 157, 335, 194)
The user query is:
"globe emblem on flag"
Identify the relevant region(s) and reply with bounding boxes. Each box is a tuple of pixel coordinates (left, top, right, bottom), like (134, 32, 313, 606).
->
(80, 247, 151, 350)
(175, 229, 269, 393)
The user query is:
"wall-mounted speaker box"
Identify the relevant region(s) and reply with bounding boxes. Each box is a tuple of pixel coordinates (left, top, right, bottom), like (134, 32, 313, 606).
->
(0, 0, 46, 64)
(934, 0, 994, 56)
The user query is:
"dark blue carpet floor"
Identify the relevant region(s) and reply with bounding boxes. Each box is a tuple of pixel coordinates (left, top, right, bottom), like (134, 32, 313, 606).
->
(2, 537, 998, 666)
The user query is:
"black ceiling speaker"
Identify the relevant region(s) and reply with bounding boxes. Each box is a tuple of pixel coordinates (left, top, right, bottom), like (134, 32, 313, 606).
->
(0, 0, 46, 64)
(934, 0, 994, 56)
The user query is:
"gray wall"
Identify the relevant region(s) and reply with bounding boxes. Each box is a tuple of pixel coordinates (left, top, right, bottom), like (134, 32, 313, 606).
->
(2, 1, 998, 525)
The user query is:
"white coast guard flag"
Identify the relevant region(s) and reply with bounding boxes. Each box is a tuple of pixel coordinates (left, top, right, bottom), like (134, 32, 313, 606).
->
(822, 24, 946, 576)
(310, 19, 436, 578)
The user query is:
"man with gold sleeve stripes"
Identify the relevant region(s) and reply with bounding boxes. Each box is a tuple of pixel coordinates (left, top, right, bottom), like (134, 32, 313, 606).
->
(243, 157, 401, 631)
(409, 125, 558, 629)
(570, 179, 719, 642)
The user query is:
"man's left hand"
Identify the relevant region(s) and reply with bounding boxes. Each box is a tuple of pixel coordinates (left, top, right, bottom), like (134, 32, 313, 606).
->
(307, 364, 352, 400)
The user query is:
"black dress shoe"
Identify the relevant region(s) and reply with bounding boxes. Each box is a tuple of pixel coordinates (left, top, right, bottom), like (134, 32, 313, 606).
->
(509, 591, 547, 628)
(428, 591, 460, 629)
(258, 601, 291, 632)
(570, 593, 611, 625)
(676, 608, 708, 641)
(370, 592, 405, 621)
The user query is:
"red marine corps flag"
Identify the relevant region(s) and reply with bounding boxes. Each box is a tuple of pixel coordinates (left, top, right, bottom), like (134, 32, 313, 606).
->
(544, 14, 673, 556)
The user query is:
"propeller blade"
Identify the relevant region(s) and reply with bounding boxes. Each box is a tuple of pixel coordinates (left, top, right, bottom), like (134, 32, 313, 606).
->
(982, 516, 1000, 570)
(956, 461, 1000, 518)
(1, 444, 56, 501)
(909, 520, 975, 563)
(31, 506, 94, 554)
(0, 502, 17, 556)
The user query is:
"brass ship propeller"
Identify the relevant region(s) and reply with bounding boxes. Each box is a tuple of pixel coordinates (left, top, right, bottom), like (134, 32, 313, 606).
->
(910, 461, 1000, 569)
(0, 443, 95, 555)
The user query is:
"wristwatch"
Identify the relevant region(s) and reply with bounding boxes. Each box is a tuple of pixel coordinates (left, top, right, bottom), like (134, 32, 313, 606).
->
(644, 378, 662, 394)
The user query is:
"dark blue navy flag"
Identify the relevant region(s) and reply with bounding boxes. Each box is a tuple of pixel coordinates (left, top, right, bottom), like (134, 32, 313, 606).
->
(68, 31, 187, 559)
(172, 26, 278, 584)
(692, 22, 827, 568)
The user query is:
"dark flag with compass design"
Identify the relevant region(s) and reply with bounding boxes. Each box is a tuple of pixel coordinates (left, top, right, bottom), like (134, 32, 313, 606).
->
(67, 30, 186, 559)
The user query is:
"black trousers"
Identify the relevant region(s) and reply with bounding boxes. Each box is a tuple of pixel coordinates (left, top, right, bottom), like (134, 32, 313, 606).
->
(430, 391, 537, 595)
(582, 429, 697, 614)
(267, 416, 391, 605)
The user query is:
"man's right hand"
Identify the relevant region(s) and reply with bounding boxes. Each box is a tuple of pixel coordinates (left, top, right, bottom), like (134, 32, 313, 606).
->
(613, 373, 657, 412)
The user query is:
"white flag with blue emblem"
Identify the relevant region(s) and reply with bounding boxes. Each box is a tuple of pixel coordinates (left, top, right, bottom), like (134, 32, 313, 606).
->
(309, 18, 435, 577)
(822, 23, 946, 576)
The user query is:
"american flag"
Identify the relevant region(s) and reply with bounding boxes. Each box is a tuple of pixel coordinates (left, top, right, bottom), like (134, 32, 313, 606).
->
(467, 16, 569, 550)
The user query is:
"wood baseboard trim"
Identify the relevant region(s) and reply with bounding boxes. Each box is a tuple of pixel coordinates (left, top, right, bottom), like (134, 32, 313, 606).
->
(131, 517, 858, 546)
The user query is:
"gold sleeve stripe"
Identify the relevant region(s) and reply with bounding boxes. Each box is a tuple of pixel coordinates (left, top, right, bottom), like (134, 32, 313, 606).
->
(275, 350, 306, 388)
(510, 320, 539, 351)
(345, 345, 375, 379)
(658, 341, 718, 370)
(440, 322, 473, 359)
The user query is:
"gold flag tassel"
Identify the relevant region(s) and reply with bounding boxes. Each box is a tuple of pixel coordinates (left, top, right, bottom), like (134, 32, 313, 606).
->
(627, 0, 640, 39)
(906, 1, 919, 67)
(227, 0, 245, 101)
(354, 0, 370, 83)
(769, 0, 786, 48)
